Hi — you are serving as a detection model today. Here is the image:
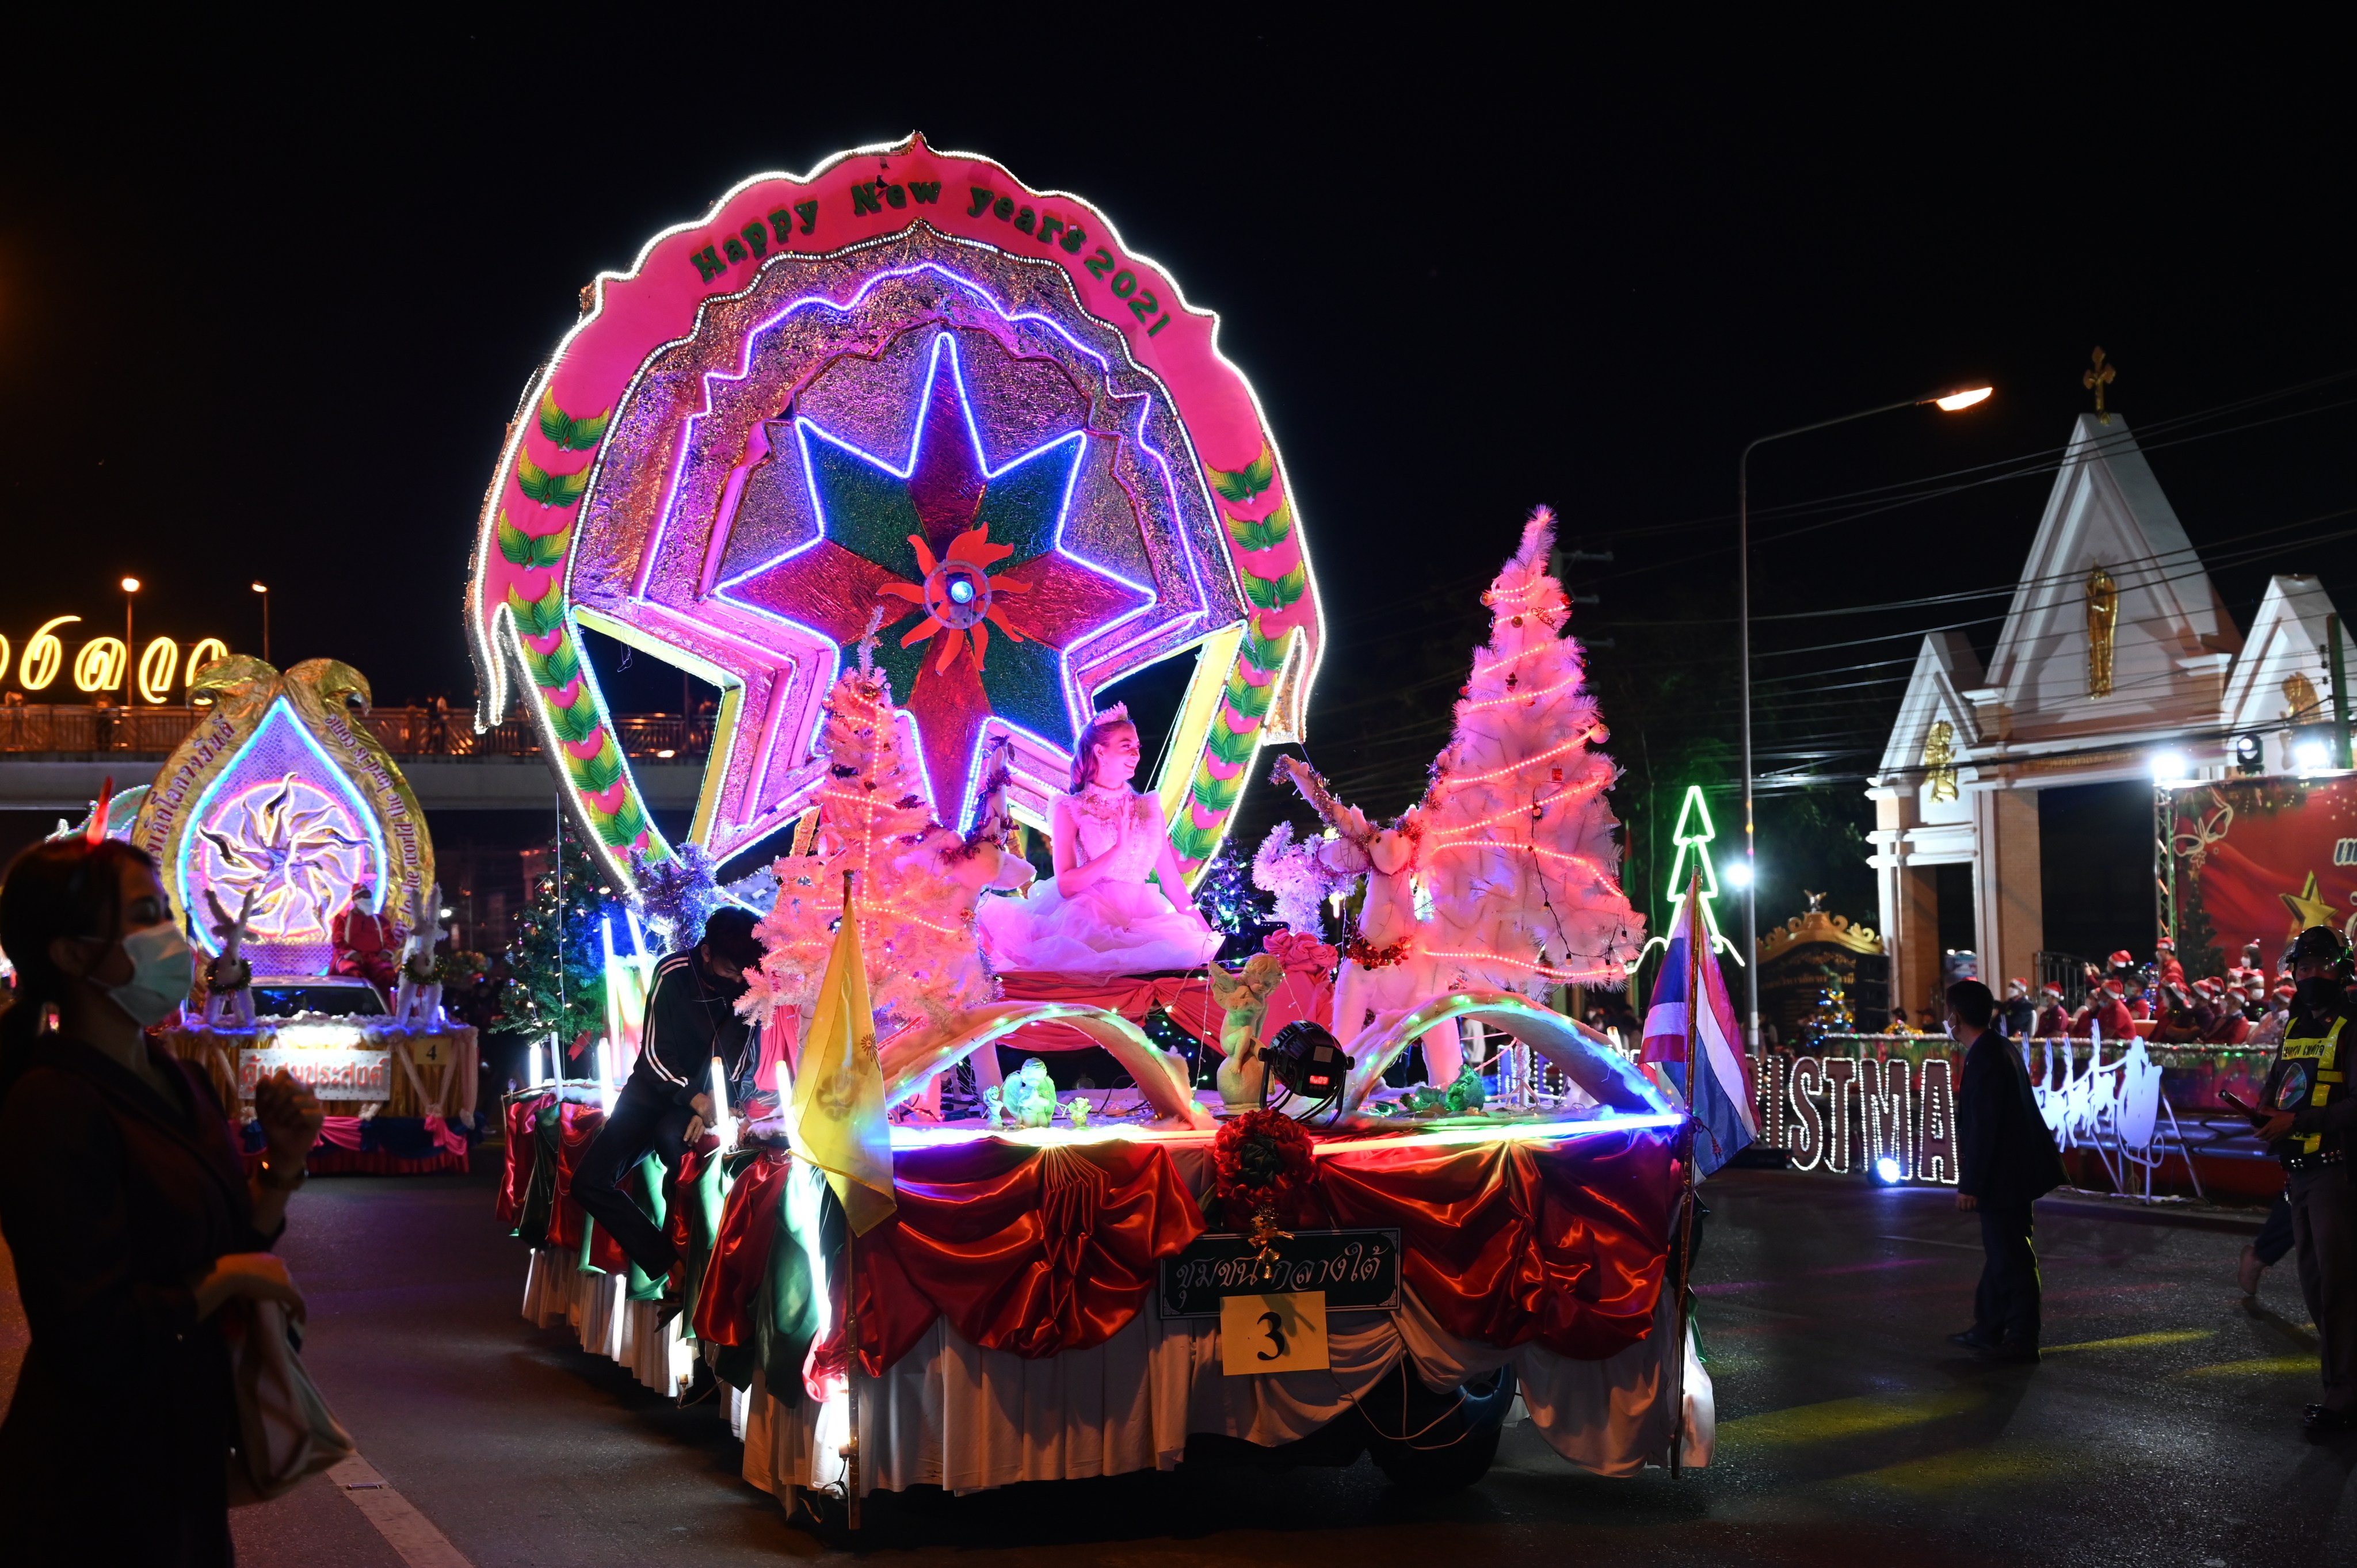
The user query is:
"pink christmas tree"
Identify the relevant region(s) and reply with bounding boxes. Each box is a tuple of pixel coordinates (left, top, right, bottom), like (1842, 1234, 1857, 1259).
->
(739, 639, 1027, 1050)
(1417, 507, 1642, 998)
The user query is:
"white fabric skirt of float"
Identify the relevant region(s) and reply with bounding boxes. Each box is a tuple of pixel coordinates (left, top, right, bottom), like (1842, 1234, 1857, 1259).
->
(978, 876, 1222, 976)
(738, 1283, 1712, 1500)
(520, 1246, 695, 1396)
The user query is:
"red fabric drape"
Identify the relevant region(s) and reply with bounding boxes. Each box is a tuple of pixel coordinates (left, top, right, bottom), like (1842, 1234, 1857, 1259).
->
(497, 1094, 548, 1226)
(694, 1150, 791, 1347)
(1315, 1126, 1677, 1360)
(995, 971, 1224, 1052)
(548, 1104, 627, 1271)
(846, 1139, 1203, 1374)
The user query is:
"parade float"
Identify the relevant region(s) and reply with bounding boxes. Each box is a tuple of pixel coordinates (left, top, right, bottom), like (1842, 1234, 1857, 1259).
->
(129, 655, 479, 1173)
(481, 135, 1715, 1514)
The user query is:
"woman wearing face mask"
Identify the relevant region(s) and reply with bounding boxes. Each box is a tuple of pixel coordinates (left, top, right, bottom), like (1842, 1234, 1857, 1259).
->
(2250, 925, 2357, 1439)
(0, 834, 324, 1562)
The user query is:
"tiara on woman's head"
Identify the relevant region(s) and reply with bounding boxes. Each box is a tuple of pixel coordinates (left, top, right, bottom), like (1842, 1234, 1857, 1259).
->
(1091, 701, 1131, 726)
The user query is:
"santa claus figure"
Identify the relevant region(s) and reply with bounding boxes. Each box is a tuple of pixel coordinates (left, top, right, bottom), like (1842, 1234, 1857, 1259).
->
(2153, 936, 2187, 991)
(330, 882, 405, 991)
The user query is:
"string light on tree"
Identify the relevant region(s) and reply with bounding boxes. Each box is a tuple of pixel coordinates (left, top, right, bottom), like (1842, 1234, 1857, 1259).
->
(1416, 506, 1642, 993)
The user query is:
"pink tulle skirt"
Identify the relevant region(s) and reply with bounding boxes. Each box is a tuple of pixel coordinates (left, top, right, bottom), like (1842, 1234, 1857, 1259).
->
(978, 876, 1222, 976)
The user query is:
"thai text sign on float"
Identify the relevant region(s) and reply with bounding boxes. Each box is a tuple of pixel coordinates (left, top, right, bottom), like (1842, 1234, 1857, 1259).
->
(464, 133, 1322, 891)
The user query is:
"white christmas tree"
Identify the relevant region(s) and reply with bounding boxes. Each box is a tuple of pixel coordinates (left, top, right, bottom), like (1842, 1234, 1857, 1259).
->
(739, 633, 1022, 1049)
(1416, 507, 1643, 997)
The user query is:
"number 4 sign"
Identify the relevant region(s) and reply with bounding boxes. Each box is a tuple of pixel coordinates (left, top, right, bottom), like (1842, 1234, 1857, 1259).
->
(1219, 1292, 1330, 1375)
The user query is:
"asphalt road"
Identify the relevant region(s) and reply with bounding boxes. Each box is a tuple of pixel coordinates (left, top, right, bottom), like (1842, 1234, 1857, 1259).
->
(2, 1163, 2343, 1566)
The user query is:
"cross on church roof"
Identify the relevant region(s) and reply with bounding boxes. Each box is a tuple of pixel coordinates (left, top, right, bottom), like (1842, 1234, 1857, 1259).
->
(2083, 346, 2118, 425)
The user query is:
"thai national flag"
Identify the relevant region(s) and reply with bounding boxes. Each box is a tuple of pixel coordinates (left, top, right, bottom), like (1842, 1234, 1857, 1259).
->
(1641, 885, 1757, 1178)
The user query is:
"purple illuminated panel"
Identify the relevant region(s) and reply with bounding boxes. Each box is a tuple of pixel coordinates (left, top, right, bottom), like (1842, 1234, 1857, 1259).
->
(178, 700, 385, 976)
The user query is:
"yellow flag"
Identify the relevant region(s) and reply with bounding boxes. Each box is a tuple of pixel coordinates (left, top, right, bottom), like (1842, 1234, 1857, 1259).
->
(787, 896, 897, 1235)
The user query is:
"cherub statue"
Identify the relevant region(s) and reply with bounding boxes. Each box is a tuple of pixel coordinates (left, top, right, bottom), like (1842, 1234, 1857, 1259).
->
(1208, 951, 1286, 1108)
(981, 1084, 1006, 1128)
(1005, 1057, 1058, 1129)
(1066, 1096, 1092, 1129)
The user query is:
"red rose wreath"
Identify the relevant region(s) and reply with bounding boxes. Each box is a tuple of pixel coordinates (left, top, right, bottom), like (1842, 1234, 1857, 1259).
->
(1211, 1108, 1313, 1260)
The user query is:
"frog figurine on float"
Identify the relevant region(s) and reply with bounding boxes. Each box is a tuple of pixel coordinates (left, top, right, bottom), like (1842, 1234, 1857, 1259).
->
(978, 704, 1222, 977)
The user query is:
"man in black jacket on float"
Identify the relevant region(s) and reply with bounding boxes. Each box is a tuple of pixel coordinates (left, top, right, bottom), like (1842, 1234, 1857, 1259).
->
(1947, 978, 2067, 1361)
(570, 907, 763, 1306)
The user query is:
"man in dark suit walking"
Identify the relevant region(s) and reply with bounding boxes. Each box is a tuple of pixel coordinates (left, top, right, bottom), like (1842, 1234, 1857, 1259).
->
(1947, 978, 2068, 1361)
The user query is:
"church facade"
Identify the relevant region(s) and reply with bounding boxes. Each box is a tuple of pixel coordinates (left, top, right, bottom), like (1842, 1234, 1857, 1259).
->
(1868, 410, 2344, 1016)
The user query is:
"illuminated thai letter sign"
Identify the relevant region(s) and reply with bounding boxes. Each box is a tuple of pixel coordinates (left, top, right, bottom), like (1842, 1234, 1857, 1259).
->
(463, 133, 1323, 891)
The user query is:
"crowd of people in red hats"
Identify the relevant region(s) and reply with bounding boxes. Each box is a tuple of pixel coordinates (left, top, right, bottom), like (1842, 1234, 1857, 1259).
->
(1973, 936, 2297, 1046)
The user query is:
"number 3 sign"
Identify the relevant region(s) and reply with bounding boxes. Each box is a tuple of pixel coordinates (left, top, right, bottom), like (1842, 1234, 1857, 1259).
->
(1220, 1291, 1330, 1375)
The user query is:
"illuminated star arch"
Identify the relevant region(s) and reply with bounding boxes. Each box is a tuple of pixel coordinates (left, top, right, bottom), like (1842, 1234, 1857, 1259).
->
(718, 333, 1151, 825)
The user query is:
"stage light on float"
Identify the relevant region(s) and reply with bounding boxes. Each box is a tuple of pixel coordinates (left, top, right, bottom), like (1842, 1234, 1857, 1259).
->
(1265, 1020, 1351, 1105)
(1933, 386, 1994, 413)
(1874, 1154, 1904, 1184)
(2150, 749, 2189, 784)
(2296, 737, 2331, 774)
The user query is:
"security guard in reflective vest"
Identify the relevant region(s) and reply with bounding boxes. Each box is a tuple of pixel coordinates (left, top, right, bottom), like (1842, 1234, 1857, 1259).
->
(2252, 925, 2357, 1437)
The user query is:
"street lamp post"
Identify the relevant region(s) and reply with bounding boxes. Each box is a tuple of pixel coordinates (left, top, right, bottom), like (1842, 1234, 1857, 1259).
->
(120, 576, 140, 706)
(1736, 383, 1990, 1050)
(251, 581, 270, 666)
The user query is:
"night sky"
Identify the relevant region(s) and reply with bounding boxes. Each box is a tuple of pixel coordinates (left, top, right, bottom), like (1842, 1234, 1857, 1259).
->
(5, 24, 2352, 936)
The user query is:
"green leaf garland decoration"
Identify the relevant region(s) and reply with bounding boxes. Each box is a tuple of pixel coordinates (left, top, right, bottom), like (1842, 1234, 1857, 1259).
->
(506, 581, 566, 639)
(1170, 818, 1223, 865)
(497, 510, 571, 570)
(1222, 497, 1293, 554)
(521, 631, 581, 692)
(1222, 667, 1274, 722)
(566, 734, 626, 795)
(1206, 442, 1276, 505)
(1168, 617, 1299, 872)
(546, 687, 603, 746)
(517, 452, 590, 508)
(1241, 561, 1307, 611)
(537, 390, 613, 452)
(589, 791, 650, 849)
(1204, 716, 1258, 767)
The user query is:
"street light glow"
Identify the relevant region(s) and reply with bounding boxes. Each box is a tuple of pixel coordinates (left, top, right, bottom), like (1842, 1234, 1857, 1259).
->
(120, 577, 140, 593)
(1933, 387, 1994, 412)
(1725, 860, 1755, 888)
(251, 581, 268, 594)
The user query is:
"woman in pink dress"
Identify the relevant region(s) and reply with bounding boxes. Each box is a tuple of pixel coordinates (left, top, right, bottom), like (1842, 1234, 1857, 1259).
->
(978, 707, 1222, 976)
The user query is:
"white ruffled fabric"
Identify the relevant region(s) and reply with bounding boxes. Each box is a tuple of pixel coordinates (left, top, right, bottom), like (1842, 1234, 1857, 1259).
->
(736, 1282, 1711, 1499)
(520, 1246, 693, 1396)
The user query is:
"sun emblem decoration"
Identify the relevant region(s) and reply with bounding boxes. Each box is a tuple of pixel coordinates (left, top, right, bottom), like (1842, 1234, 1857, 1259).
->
(192, 772, 373, 942)
(880, 522, 1031, 674)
